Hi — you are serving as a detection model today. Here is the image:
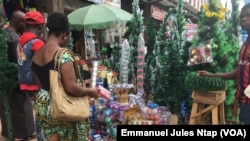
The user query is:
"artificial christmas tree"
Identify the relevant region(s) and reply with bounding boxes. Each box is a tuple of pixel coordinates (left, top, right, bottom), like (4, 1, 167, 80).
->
(152, 0, 188, 116)
(144, 17, 156, 103)
(188, 0, 227, 71)
(187, 0, 240, 121)
(221, 0, 240, 121)
(151, 9, 169, 106)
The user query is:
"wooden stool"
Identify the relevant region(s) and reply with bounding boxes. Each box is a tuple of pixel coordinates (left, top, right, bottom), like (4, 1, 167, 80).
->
(189, 90, 226, 125)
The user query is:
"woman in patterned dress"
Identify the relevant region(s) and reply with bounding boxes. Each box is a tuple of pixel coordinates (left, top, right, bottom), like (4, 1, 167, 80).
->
(30, 12, 101, 141)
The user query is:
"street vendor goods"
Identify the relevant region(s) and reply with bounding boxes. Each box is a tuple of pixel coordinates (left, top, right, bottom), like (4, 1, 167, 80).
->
(50, 48, 90, 121)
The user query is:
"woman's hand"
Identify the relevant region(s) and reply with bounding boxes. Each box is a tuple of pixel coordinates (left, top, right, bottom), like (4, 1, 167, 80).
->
(88, 88, 101, 99)
(197, 70, 214, 77)
(84, 79, 91, 85)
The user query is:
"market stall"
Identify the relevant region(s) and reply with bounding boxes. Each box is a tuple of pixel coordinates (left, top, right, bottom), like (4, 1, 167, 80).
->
(68, 4, 133, 60)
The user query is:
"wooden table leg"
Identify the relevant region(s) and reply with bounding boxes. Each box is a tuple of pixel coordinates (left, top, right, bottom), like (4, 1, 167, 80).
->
(197, 103, 205, 124)
(189, 102, 198, 125)
(219, 103, 226, 125)
(211, 106, 219, 125)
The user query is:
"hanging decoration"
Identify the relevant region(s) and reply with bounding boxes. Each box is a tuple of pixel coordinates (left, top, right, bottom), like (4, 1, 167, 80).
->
(119, 38, 130, 84)
(91, 61, 99, 88)
(127, 0, 145, 95)
(187, 40, 213, 66)
(85, 30, 97, 59)
(136, 33, 145, 95)
(201, 4, 227, 20)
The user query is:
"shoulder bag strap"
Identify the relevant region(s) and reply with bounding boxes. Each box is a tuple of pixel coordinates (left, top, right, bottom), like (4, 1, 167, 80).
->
(54, 48, 83, 83)
(53, 48, 66, 70)
(66, 49, 84, 83)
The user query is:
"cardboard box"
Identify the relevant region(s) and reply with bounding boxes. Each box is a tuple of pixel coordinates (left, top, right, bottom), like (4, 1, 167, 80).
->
(122, 106, 140, 124)
(168, 114, 178, 125)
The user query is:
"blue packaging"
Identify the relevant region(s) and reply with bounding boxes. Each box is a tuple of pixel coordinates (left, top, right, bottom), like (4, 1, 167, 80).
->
(89, 105, 96, 122)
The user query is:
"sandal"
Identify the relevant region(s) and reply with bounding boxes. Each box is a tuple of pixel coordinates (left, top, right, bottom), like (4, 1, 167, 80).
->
(23, 134, 36, 140)
(15, 134, 36, 141)
(14, 138, 25, 141)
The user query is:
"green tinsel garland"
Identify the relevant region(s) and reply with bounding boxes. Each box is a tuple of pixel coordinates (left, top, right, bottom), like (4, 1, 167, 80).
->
(185, 72, 227, 92)
(0, 27, 16, 140)
(2, 93, 13, 140)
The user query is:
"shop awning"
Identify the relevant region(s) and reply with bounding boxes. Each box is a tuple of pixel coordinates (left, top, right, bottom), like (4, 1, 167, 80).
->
(64, 0, 90, 13)
(38, 0, 90, 14)
(159, 0, 176, 8)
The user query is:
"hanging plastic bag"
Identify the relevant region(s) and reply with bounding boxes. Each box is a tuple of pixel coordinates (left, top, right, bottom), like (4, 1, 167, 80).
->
(187, 40, 213, 66)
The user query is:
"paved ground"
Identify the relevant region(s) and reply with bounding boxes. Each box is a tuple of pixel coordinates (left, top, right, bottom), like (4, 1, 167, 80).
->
(0, 118, 38, 141)
(0, 101, 37, 141)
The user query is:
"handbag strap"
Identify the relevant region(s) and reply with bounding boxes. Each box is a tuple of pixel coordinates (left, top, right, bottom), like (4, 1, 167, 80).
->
(53, 48, 83, 83)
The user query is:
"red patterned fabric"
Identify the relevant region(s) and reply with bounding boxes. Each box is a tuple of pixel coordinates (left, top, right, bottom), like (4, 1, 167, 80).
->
(236, 40, 250, 104)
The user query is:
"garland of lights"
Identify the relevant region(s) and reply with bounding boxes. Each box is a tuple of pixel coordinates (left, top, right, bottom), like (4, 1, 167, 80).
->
(201, 4, 227, 20)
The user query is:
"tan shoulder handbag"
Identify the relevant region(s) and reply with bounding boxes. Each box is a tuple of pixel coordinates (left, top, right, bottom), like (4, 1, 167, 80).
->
(50, 48, 90, 121)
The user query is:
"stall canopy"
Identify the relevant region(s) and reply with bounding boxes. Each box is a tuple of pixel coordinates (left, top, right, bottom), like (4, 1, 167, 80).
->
(67, 4, 133, 30)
